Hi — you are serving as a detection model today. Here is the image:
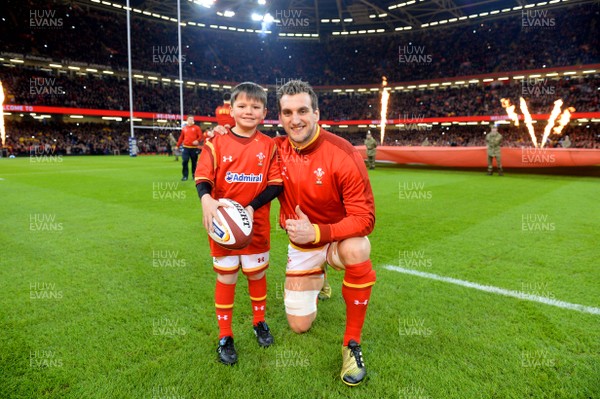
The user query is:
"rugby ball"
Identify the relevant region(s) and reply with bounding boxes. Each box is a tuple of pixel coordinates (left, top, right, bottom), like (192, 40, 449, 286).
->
(209, 198, 253, 249)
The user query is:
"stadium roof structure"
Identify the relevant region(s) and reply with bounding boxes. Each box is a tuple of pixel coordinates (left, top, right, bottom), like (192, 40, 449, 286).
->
(81, 0, 594, 38)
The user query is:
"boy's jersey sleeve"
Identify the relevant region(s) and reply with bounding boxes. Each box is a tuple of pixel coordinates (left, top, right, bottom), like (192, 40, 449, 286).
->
(195, 139, 217, 186)
(267, 143, 283, 186)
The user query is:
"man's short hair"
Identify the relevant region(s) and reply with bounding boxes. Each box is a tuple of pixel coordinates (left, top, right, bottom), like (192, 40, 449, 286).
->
(230, 82, 267, 107)
(223, 92, 231, 102)
(276, 80, 318, 114)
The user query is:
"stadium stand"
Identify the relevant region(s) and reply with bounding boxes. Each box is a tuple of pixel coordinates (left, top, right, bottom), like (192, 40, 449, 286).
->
(1, 0, 599, 155)
(3, 1, 598, 84)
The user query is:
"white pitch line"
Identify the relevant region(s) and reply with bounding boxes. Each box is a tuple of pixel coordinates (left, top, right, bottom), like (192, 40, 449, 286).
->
(384, 265, 600, 315)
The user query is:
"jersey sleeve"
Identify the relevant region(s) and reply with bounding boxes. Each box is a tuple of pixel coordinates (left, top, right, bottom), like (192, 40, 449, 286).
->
(314, 150, 375, 244)
(266, 143, 283, 186)
(176, 130, 184, 147)
(195, 139, 217, 186)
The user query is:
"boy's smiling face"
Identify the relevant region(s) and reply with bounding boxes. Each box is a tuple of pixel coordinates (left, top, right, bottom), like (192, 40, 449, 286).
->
(231, 92, 267, 133)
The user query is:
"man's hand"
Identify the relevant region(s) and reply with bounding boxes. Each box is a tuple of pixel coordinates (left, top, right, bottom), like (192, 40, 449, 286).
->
(192, 140, 199, 146)
(213, 125, 229, 136)
(201, 195, 228, 233)
(285, 205, 316, 244)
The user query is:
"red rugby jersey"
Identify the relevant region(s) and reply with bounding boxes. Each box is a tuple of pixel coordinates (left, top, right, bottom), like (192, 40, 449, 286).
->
(177, 123, 203, 148)
(195, 130, 282, 256)
(215, 103, 236, 128)
(275, 126, 375, 249)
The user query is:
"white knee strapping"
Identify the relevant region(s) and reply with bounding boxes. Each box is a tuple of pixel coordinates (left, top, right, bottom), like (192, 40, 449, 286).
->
(284, 289, 320, 316)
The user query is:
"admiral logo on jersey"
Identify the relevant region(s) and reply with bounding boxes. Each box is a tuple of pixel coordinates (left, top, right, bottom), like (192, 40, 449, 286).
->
(225, 171, 264, 184)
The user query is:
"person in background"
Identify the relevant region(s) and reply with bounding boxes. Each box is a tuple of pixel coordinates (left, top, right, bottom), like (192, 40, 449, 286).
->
(486, 125, 503, 176)
(177, 115, 203, 181)
(215, 92, 236, 129)
(364, 130, 378, 170)
(168, 132, 180, 161)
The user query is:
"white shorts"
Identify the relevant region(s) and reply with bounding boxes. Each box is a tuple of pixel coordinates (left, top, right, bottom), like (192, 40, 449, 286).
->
(213, 252, 269, 275)
(286, 244, 328, 277)
(286, 242, 344, 277)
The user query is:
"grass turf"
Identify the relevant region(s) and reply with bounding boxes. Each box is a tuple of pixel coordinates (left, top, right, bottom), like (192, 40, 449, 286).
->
(0, 155, 598, 399)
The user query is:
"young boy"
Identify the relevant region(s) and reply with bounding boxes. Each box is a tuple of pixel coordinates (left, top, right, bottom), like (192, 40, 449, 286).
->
(195, 82, 282, 365)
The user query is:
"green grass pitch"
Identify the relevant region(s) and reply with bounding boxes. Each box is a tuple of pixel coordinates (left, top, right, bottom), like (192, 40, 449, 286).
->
(1, 155, 598, 399)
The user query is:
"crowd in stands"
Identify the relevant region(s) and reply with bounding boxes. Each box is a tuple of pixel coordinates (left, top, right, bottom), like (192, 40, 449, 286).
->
(2, 0, 598, 85)
(337, 125, 598, 149)
(0, 66, 215, 115)
(3, 119, 597, 158)
(2, 66, 599, 121)
(3, 121, 168, 156)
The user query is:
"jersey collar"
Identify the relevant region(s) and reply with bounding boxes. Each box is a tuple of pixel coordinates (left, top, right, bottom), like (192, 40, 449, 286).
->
(289, 125, 321, 153)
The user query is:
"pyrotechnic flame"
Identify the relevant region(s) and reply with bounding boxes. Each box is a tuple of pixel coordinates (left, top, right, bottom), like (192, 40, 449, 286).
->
(380, 76, 389, 145)
(0, 81, 5, 146)
(519, 97, 538, 148)
(501, 98, 519, 126)
(553, 106, 575, 136)
(540, 99, 563, 148)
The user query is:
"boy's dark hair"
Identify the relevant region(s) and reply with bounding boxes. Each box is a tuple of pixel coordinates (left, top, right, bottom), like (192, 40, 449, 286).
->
(230, 82, 267, 107)
(223, 92, 231, 102)
(276, 80, 318, 113)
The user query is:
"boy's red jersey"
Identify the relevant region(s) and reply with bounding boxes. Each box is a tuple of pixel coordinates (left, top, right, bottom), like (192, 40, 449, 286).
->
(195, 131, 282, 256)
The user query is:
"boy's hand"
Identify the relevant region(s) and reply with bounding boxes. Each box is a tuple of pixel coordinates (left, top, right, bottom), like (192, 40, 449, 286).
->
(201, 195, 229, 233)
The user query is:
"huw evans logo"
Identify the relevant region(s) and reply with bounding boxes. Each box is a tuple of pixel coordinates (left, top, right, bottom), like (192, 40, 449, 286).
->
(521, 214, 555, 232)
(29, 350, 63, 368)
(399, 44, 432, 64)
(29, 214, 63, 231)
(29, 78, 65, 95)
(275, 10, 310, 28)
(521, 78, 555, 97)
(398, 113, 432, 132)
(29, 10, 63, 28)
(521, 148, 555, 165)
(521, 9, 556, 29)
(399, 182, 432, 200)
(152, 46, 186, 64)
